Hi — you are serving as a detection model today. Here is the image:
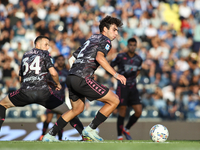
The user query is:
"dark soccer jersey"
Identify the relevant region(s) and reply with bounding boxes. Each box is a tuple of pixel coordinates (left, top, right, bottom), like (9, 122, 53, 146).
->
(19, 48, 54, 91)
(70, 34, 112, 78)
(54, 67, 69, 100)
(111, 53, 143, 86)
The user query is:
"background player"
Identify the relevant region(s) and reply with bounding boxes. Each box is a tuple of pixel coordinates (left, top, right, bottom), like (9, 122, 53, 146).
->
(0, 35, 89, 141)
(39, 55, 68, 141)
(111, 38, 143, 140)
(42, 15, 126, 142)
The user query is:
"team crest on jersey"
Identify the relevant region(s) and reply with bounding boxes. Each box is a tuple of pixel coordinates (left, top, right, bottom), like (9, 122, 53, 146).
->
(105, 44, 110, 50)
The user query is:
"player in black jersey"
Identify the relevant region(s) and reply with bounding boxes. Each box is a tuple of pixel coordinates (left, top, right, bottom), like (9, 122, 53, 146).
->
(111, 38, 143, 140)
(43, 16, 127, 142)
(0, 35, 89, 141)
(39, 55, 79, 141)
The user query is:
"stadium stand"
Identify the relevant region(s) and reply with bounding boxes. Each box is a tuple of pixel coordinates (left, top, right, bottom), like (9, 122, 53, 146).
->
(0, 0, 200, 121)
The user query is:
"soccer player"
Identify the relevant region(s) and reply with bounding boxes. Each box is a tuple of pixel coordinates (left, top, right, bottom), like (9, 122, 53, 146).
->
(39, 55, 75, 141)
(111, 38, 143, 140)
(0, 35, 89, 141)
(42, 16, 127, 142)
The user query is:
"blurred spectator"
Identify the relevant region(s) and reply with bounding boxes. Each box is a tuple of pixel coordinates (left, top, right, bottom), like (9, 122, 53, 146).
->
(179, 1, 192, 19)
(193, 20, 200, 52)
(66, 1, 80, 18)
(22, 12, 33, 30)
(49, 40, 60, 58)
(100, 1, 114, 15)
(133, 1, 143, 19)
(144, 23, 157, 44)
(13, 42, 24, 65)
(152, 87, 167, 118)
(8, 7, 21, 27)
(0, 30, 10, 48)
(35, 20, 48, 36)
(164, 30, 175, 49)
(2, 57, 19, 93)
(12, 20, 26, 42)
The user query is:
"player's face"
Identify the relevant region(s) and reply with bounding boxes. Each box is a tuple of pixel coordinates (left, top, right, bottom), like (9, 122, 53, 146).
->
(105, 24, 118, 41)
(127, 41, 137, 53)
(40, 38, 50, 50)
(56, 57, 65, 67)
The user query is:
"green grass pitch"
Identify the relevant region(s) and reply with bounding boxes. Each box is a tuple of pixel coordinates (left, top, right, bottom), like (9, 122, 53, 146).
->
(0, 140, 199, 150)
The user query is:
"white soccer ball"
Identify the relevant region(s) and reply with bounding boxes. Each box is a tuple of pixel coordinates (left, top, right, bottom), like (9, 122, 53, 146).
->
(149, 124, 169, 142)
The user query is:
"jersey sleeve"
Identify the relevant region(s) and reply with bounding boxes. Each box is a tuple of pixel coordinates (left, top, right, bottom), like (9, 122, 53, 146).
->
(110, 54, 121, 67)
(73, 47, 81, 59)
(138, 57, 143, 71)
(44, 51, 54, 69)
(19, 54, 25, 77)
(96, 38, 112, 57)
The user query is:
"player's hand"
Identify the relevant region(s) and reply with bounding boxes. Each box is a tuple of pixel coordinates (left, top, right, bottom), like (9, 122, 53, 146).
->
(55, 83, 62, 91)
(116, 74, 126, 85)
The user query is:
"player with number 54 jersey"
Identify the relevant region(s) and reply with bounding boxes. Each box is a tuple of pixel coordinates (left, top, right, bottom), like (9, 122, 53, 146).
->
(19, 47, 54, 91)
(0, 36, 88, 141)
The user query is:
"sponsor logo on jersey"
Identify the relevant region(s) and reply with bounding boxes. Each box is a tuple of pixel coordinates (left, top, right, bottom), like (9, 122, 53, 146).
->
(105, 44, 110, 50)
(124, 65, 138, 71)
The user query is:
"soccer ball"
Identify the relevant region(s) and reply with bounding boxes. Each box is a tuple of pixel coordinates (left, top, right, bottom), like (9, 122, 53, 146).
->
(149, 124, 169, 142)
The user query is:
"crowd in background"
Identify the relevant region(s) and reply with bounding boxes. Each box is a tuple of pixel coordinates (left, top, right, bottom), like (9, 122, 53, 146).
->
(0, 0, 200, 121)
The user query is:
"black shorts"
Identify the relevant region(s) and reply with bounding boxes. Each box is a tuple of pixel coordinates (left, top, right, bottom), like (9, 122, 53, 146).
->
(8, 88, 64, 110)
(66, 75, 109, 102)
(46, 109, 59, 114)
(116, 84, 141, 106)
(46, 97, 65, 114)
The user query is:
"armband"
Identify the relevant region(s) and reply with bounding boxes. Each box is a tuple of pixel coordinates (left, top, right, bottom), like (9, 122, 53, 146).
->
(114, 73, 119, 78)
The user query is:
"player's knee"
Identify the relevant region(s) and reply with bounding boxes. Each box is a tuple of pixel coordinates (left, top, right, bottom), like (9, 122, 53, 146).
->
(135, 111, 142, 117)
(72, 107, 84, 115)
(112, 95, 120, 107)
(0, 97, 13, 109)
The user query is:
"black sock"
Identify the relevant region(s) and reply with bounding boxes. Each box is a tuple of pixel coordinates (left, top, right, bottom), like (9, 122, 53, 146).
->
(89, 111, 107, 129)
(125, 114, 139, 130)
(117, 115, 125, 136)
(0, 105, 6, 130)
(69, 116, 84, 135)
(49, 116, 68, 136)
(58, 129, 63, 140)
(42, 121, 49, 135)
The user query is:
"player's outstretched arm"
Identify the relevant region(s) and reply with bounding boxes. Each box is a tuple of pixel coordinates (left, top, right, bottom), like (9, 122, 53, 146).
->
(48, 67, 62, 90)
(96, 51, 126, 85)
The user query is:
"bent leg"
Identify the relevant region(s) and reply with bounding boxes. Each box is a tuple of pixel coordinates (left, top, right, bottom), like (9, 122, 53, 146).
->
(41, 113, 53, 136)
(88, 90, 119, 130)
(48, 99, 85, 136)
(51, 103, 69, 114)
(97, 90, 120, 117)
(69, 116, 84, 135)
(0, 95, 15, 109)
(56, 114, 63, 140)
(46, 113, 54, 123)
(117, 106, 127, 137)
(125, 104, 142, 130)
(0, 95, 15, 130)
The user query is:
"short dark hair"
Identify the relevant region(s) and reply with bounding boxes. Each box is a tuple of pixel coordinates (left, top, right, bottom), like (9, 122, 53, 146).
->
(128, 38, 137, 44)
(34, 35, 49, 45)
(56, 55, 65, 60)
(99, 16, 123, 33)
